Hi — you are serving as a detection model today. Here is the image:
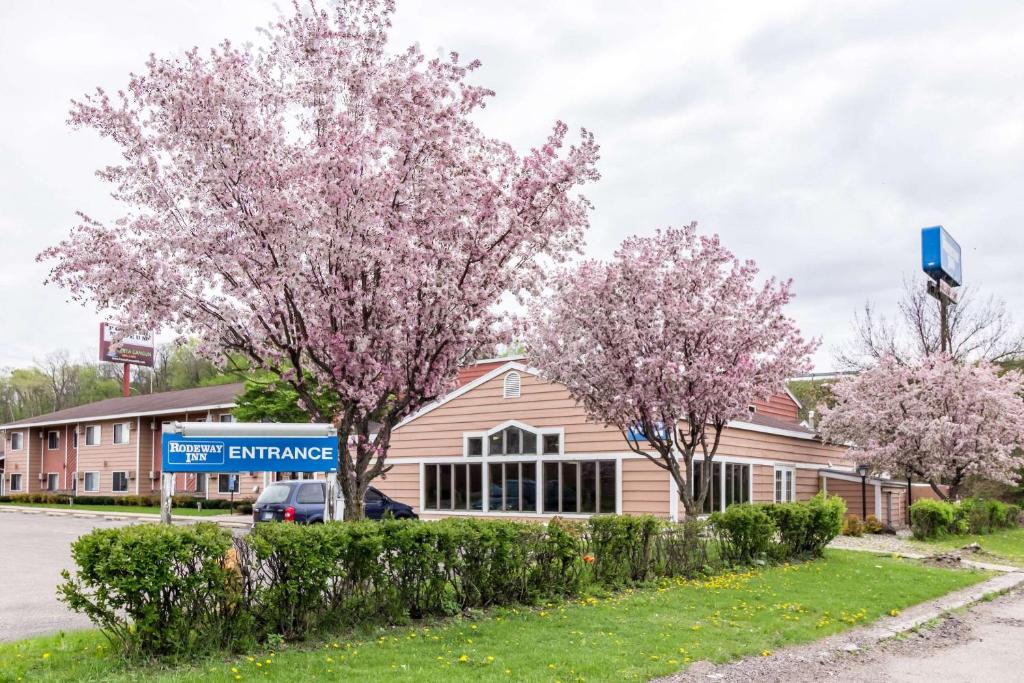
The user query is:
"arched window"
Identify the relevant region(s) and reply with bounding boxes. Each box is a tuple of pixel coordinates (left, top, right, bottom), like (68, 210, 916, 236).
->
(503, 371, 521, 399)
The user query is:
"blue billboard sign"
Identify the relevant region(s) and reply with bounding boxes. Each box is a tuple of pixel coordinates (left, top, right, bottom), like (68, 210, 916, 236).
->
(921, 226, 962, 286)
(162, 432, 339, 473)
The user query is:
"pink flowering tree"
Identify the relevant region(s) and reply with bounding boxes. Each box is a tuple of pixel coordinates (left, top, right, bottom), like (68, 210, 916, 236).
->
(39, 0, 599, 518)
(818, 355, 1024, 500)
(528, 224, 815, 516)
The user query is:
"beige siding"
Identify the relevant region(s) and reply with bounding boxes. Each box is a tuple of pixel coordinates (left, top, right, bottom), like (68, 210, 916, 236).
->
(373, 463, 421, 511)
(75, 419, 141, 496)
(753, 465, 774, 502)
(621, 458, 669, 517)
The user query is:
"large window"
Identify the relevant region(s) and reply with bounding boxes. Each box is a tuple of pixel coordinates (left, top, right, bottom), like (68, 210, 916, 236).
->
(47, 431, 60, 450)
(85, 425, 100, 446)
(488, 426, 538, 456)
(424, 463, 484, 511)
(691, 461, 750, 514)
(542, 460, 616, 514)
(112, 471, 129, 493)
(10, 432, 23, 451)
(84, 472, 99, 492)
(488, 461, 537, 512)
(46, 473, 59, 491)
(775, 466, 795, 503)
(10, 474, 23, 491)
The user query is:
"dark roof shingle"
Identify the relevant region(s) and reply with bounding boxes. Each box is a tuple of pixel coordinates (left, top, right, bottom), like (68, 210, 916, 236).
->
(0, 383, 245, 429)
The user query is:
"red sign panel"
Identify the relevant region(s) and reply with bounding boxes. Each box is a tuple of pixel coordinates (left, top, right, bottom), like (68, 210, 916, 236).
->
(99, 323, 155, 367)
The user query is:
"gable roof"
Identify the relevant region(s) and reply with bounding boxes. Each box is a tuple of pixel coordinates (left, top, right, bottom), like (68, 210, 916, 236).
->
(0, 383, 245, 430)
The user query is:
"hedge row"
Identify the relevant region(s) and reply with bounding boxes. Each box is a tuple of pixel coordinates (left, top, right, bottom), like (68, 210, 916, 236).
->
(0, 492, 253, 513)
(910, 498, 1022, 540)
(60, 495, 846, 658)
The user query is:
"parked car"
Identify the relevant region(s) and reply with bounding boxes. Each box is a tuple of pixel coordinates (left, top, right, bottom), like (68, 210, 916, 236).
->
(252, 480, 417, 523)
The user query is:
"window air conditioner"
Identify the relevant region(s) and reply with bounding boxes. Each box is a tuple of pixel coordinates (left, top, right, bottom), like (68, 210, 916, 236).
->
(77, 472, 85, 480)
(128, 470, 136, 480)
(38, 473, 46, 481)
(149, 470, 159, 480)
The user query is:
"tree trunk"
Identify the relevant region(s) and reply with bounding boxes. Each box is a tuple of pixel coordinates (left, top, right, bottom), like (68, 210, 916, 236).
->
(929, 480, 951, 501)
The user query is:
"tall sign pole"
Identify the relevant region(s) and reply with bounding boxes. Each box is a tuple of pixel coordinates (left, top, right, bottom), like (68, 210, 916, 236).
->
(122, 363, 131, 398)
(918, 225, 963, 520)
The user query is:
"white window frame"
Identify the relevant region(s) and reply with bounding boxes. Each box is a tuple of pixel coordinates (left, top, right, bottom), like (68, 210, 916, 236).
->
(774, 465, 796, 503)
(218, 414, 236, 423)
(84, 425, 101, 447)
(111, 470, 129, 493)
(463, 432, 486, 457)
(84, 471, 100, 492)
(10, 473, 23, 492)
(112, 422, 130, 446)
(478, 421, 564, 458)
(10, 431, 24, 451)
(46, 472, 60, 491)
(47, 431, 60, 450)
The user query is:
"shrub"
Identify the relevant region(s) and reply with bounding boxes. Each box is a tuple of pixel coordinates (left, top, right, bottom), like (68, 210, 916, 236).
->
(804, 494, 845, 552)
(58, 523, 247, 658)
(864, 514, 884, 534)
(587, 515, 662, 585)
(655, 518, 713, 578)
(910, 499, 956, 539)
(711, 504, 775, 565)
(842, 515, 865, 537)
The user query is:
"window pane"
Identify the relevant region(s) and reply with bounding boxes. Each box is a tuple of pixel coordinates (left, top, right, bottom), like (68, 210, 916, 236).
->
(561, 462, 578, 514)
(713, 463, 722, 512)
(599, 461, 616, 513)
(542, 434, 560, 454)
(488, 463, 503, 511)
(504, 463, 520, 511)
(114, 425, 123, 443)
(469, 464, 483, 511)
(454, 463, 468, 510)
(580, 461, 597, 513)
(297, 483, 324, 504)
(439, 464, 452, 509)
(522, 431, 537, 455)
(505, 428, 520, 455)
(467, 437, 483, 456)
(543, 462, 560, 513)
(425, 465, 438, 509)
(488, 432, 503, 456)
(521, 462, 536, 511)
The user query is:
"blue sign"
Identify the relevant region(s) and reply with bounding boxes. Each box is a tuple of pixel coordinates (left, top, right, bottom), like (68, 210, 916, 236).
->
(162, 433, 339, 473)
(921, 226, 962, 286)
(626, 422, 669, 442)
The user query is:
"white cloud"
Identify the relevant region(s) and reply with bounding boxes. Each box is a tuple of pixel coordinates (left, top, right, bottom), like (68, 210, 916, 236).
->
(2, 0, 1022, 370)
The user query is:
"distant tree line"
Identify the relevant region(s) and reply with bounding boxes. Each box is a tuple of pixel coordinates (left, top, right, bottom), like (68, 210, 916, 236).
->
(0, 341, 240, 423)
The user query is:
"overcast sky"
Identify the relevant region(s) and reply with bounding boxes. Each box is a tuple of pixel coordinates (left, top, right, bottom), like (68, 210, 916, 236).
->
(2, 0, 1023, 371)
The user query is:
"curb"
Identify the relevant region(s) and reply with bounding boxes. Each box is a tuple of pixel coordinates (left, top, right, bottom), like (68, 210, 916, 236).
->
(0, 505, 252, 530)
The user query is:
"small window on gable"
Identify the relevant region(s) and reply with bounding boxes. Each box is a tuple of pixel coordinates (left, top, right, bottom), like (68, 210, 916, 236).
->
(503, 372, 521, 399)
(466, 437, 483, 457)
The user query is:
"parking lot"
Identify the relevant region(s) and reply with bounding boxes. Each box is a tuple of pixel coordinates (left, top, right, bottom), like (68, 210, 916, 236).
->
(0, 511, 129, 641)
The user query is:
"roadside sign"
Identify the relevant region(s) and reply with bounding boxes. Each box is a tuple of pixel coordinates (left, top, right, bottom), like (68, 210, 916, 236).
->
(921, 226, 962, 286)
(161, 423, 338, 473)
(99, 323, 155, 367)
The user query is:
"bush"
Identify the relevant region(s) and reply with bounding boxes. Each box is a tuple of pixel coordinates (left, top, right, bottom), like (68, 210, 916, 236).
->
(711, 504, 775, 565)
(842, 515, 865, 537)
(765, 494, 844, 557)
(587, 515, 662, 585)
(58, 523, 248, 658)
(910, 499, 956, 539)
(864, 514, 884, 534)
(655, 518, 713, 578)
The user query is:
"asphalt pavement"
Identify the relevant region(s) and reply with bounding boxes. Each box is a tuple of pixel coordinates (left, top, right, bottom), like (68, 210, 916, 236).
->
(0, 511, 129, 642)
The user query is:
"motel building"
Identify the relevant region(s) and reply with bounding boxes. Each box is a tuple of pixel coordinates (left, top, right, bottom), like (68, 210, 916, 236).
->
(0, 358, 924, 524)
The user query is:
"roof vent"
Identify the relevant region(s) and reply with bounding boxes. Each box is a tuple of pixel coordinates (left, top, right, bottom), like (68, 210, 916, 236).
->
(747, 405, 757, 415)
(503, 372, 521, 399)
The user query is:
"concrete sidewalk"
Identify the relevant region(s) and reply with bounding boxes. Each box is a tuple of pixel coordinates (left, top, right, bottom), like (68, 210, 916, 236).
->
(0, 504, 252, 529)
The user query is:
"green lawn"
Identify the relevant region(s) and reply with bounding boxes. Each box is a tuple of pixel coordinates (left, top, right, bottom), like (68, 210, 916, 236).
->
(0, 550, 989, 683)
(0, 502, 228, 517)
(912, 527, 1024, 567)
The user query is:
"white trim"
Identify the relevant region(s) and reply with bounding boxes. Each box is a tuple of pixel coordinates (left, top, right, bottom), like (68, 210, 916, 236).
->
(9, 431, 24, 452)
(669, 474, 679, 522)
(818, 470, 897, 486)
(783, 386, 804, 410)
(463, 432, 486, 458)
(726, 419, 817, 440)
(0, 402, 237, 430)
(9, 472, 23, 492)
(469, 354, 528, 365)
(397, 363, 539, 429)
(135, 417, 141, 494)
(382, 450, 826, 469)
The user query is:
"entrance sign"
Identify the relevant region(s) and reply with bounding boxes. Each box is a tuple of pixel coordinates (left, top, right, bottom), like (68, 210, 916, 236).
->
(159, 422, 342, 523)
(921, 226, 962, 286)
